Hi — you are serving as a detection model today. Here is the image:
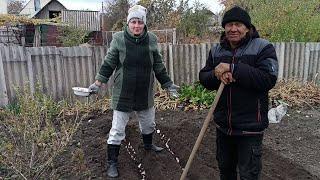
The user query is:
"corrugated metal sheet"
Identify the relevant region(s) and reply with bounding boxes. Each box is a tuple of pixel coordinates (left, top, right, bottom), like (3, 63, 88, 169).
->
(1, 42, 320, 106)
(62, 10, 100, 31)
(0, 45, 8, 105)
(59, 46, 94, 98)
(0, 46, 28, 101)
(28, 46, 63, 99)
(306, 43, 320, 82)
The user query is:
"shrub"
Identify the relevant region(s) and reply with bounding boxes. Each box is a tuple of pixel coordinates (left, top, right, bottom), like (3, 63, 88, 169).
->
(58, 25, 89, 46)
(0, 85, 81, 179)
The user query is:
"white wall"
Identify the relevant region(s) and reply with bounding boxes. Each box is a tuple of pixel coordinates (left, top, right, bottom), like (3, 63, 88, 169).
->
(19, 0, 51, 17)
(0, 0, 8, 14)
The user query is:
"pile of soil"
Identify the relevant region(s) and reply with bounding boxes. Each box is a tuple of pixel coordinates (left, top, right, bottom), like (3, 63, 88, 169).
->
(52, 108, 320, 180)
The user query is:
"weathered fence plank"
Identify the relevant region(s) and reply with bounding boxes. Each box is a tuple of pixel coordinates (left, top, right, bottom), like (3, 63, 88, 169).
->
(173, 45, 179, 84)
(304, 43, 311, 83)
(309, 43, 320, 82)
(168, 43, 174, 82)
(0, 47, 8, 106)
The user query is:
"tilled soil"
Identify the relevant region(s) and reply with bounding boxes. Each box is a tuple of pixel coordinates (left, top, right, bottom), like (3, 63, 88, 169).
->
(53, 108, 320, 180)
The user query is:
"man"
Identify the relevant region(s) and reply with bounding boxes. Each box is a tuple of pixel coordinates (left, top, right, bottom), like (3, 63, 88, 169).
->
(88, 5, 179, 178)
(199, 6, 278, 180)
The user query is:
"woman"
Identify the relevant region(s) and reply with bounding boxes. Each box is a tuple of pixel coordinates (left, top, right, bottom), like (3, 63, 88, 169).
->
(88, 5, 179, 178)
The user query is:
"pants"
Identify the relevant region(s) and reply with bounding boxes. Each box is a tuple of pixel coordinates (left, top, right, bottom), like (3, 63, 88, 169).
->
(107, 107, 155, 145)
(216, 128, 263, 180)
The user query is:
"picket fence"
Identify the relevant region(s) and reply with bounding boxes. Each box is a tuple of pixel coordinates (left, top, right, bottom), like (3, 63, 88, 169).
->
(0, 42, 320, 106)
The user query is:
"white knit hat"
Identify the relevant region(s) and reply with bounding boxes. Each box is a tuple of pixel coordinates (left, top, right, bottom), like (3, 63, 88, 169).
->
(127, 5, 147, 25)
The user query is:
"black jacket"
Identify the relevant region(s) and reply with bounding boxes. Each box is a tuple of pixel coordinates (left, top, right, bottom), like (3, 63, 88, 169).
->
(199, 28, 278, 135)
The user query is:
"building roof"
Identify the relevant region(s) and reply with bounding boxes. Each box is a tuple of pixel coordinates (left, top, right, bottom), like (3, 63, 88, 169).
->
(19, 0, 66, 18)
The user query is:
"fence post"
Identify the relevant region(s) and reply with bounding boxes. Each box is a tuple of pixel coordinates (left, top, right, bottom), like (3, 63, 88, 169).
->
(0, 48, 9, 107)
(168, 43, 174, 82)
(26, 48, 35, 94)
(303, 43, 311, 83)
(277, 42, 285, 80)
(172, 28, 176, 45)
(201, 43, 207, 68)
(21, 37, 26, 46)
(33, 26, 41, 47)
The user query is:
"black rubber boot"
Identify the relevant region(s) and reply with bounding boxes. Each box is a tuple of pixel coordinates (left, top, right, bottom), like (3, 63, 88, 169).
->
(142, 132, 164, 152)
(107, 144, 120, 178)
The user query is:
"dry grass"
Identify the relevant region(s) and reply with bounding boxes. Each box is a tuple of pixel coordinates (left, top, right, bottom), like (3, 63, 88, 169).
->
(154, 89, 179, 110)
(270, 80, 320, 108)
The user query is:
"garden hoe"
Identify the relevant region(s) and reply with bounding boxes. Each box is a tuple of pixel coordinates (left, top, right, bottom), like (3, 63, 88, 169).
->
(180, 82, 225, 180)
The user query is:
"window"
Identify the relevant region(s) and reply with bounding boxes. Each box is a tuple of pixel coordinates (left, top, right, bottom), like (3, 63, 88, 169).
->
(49, 11, 61, 18)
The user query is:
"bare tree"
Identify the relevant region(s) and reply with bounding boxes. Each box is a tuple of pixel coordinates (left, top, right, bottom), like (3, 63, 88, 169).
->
(102, 0, 133, 30)
(7, 0, 25, 14)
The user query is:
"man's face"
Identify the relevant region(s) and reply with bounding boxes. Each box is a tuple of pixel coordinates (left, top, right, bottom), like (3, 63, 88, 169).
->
(128, 18, 145, 36)
(225, 21, 249, 45)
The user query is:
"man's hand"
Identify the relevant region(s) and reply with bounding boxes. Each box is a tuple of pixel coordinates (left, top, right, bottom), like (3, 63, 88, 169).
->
(220, 72, 235, 85)
(214, 63, 236, 84)
(88, 81, 101, 93)
(167, 84, 180, 98)
(214, 63, 230, 79)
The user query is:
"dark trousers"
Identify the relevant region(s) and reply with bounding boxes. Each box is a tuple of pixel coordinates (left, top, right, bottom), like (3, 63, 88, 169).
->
(216, 129, 263, 180)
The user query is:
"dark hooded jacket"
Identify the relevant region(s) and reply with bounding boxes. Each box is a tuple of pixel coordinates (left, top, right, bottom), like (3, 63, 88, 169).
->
(199, 26, 278, 135)
(96, 26, 172, 112)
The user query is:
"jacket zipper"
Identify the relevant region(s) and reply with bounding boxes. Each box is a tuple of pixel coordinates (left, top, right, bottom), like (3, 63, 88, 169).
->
(227, 49, 237, 135)
(257, 99, 261, 122)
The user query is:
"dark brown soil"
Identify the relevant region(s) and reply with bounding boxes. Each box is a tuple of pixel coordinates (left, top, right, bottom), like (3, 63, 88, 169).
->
(52, 108, 320, 180)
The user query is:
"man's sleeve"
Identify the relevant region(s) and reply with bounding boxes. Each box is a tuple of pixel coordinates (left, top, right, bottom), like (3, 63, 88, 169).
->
(232, 43, 278, 92)
(199, 50, 221, 90)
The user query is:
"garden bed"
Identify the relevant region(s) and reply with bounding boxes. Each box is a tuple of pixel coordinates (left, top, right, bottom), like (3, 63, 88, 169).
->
(51, 108, 320, 180)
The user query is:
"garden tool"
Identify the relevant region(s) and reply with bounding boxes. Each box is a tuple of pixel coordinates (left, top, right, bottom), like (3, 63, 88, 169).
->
(180, 82, 225, 180)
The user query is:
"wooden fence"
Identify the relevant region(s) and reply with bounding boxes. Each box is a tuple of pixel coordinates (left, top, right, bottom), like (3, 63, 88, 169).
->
(0, 42, 320, 106)
(62, 10, 101, 31)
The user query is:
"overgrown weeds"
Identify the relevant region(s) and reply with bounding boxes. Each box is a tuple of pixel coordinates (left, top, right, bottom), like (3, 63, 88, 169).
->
(0, 86, 88, 179)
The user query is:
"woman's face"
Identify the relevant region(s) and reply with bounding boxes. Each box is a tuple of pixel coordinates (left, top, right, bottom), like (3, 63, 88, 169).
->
(128, 18, 145, 36)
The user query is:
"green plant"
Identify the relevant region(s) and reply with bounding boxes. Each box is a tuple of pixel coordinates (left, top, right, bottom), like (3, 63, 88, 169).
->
(178, 82, 216, 108)
(58, 25, 89, 46)
(5, 101, 20, 115)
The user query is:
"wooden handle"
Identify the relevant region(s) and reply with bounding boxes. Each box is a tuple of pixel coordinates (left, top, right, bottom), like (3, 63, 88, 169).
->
(180, 83, 225, 180)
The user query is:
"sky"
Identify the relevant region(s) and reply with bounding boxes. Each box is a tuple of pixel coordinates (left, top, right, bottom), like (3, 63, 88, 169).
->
(58, 0, 224, 14)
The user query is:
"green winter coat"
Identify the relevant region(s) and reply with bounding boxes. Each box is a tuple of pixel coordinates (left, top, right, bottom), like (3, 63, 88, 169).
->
(95, 26, 173, 112)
